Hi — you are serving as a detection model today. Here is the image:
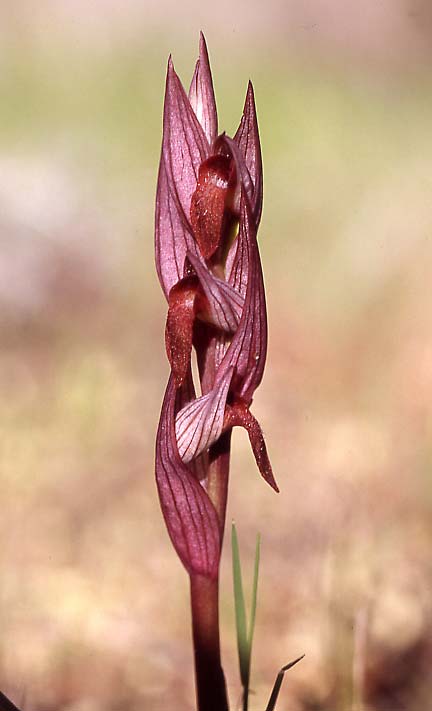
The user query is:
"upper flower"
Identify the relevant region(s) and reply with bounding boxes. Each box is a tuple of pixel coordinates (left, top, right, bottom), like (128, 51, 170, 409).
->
(155, 33, 262, 301)
(155, 35, 277, 580)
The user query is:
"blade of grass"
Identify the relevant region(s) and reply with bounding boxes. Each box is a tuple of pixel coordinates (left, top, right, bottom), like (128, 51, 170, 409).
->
(248, 532, 260, 651)
(264, 655, 305, 711)
(232, 524, 261, 711)
(232, 522, 249, 688)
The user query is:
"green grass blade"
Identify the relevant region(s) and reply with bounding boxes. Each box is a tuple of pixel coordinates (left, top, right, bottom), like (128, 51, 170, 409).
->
(232, 522, 249, 687)
(264, 655, 305, 711)
(248, 532, 260, 650)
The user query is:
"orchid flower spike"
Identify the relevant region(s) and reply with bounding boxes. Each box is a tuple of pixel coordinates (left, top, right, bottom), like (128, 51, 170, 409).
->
(155, 34, 277, 580)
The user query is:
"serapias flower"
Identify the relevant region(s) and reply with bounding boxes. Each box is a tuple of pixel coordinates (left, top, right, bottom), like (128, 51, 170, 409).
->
(155, 34, 277, 580)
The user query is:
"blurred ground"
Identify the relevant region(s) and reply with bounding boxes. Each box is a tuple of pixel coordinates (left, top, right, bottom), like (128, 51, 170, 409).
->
(1, 2, 432, 710)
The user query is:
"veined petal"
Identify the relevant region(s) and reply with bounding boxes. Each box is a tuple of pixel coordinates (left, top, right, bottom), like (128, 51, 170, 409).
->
(155, 160, 200, 299)
(188, 32, 218, 145)
(216, 191, 267, 404)
(225, 219, 248, 300)
(155, 374, 221, 579)
(221, 135, 255, 216)
(176, 369, 209, 481)
(175, 367, 234, 462)
(234, 82, 263, 225)
(224, 401, 279, 492)
(187, 251, 244, 332)
(163, 57, 209, 226)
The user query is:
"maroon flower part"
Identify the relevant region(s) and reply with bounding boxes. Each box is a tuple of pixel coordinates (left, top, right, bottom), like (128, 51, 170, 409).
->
(155, 34, 277, 579)
(156, 373, 221, 579)
(173, 195, 278, 493)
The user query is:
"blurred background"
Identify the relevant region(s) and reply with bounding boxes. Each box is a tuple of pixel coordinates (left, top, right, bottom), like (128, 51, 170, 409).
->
(1, 1, 432, 709)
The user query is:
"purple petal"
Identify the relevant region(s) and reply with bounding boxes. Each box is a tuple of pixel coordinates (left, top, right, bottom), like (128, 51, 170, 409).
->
(155, 374, 221, 578)
(188, 32, 218, 146)
(221, 135, 255, 215)
(225, 220, 249, 300)
(175, 367, 234, 462)
(234, 82, 263, 225)
(215, 191, 267, 404)
(175, 369, 209, 481)
(187, 251, 244, 332)
(163, 57, 210, 227)
(155, 160, 200, 299)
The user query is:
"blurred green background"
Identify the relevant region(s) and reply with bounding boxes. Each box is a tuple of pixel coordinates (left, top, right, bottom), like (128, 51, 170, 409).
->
(1, 2, 432, 709)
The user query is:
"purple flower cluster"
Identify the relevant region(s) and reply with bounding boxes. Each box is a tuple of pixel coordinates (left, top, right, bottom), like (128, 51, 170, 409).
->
(155, 34, 277, 581)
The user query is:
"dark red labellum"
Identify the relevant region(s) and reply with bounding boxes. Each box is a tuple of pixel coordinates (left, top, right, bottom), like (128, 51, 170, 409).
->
(165, 276, 199, 386)
(190, 155, 235, 260)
